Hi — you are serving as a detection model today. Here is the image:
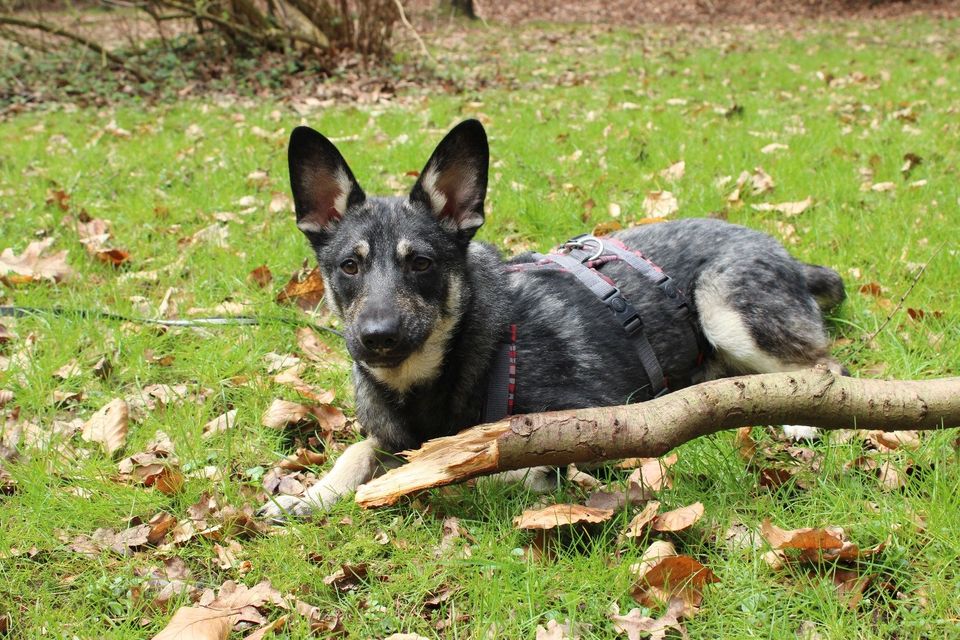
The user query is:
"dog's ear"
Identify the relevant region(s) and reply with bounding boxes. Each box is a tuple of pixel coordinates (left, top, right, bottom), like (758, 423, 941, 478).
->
(288, 126, 366, 238)
(409, 119, 489, 239)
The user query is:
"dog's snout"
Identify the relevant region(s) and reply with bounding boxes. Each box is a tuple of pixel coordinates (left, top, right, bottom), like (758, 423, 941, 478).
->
(359, 317, 401, 353)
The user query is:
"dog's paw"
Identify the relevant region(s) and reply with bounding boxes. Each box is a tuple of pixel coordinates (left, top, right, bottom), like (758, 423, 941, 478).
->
(782, 424, 821, 441)
(257, 494, 318, 522)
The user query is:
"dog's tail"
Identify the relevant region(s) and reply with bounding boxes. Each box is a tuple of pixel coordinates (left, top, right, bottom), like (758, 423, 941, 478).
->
(802, 263, 846, 312)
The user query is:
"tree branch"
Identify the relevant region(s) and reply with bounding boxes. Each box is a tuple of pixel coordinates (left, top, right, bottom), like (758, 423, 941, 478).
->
(355, 369, 960, 507)
(0, 14, 148, 82)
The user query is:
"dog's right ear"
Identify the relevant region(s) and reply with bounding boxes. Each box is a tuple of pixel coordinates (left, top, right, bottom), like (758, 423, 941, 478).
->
(288, 126, 365, 238)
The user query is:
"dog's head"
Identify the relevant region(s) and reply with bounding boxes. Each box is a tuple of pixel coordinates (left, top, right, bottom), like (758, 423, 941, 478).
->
(288, 120, 489, 389)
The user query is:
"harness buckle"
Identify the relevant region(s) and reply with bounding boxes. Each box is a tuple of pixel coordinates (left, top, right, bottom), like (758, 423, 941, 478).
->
(562, 235, 605, 262)
(601, 289, 643, 336)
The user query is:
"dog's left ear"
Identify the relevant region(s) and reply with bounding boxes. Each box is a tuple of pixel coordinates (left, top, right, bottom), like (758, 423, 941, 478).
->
(409, 119, 489, 239)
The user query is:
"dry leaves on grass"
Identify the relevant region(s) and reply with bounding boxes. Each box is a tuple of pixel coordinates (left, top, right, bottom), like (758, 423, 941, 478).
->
(64, 512, 174, 556)
(296, 327, 349, 368)
(203, 409, 238, 438)
(0, 237, 73, 284)
(759, 519, 887, 566)
(273, 364, 336, 404)
(323, 563, 369, 593)
(261, 398, 346, 433)
(750, 197, 814, 217)
(70, 215, 132, 267)
(658, 161, 685, 182)
(642, 191, 679, 217)
(152, 579, 288, 640)
(81, 398, 129, 456)
(727, 167, 775, 203)
(515, 504, 614, 530)
(276, 265, 325, 312)
(627, 454, 677, 493)
(248, 264, 273, 288)
(630, 540, 719, 615)
(624, 501, 661, 539)
(610, 597, 688, 640)
(117, 431, 184, 495)
(650, 502, 704, 533)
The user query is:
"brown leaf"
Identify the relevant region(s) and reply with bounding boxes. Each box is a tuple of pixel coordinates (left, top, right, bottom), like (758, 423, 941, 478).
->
(610, 597, 688, 640)
(866, 430, 920, 451)
(203, 410, 238, 439)
(585, 482, 652, 511)
(624, 501, 661, 539)
(323, 563, 368, 592)
(651, 502, 704, 533)
(0, 389, 13, 408)
(273, 366, 335, 404)
(627, 454, 677, 492)
(118, 431, 183, 494)
(659, 160, 685, 182)
(296, 327, 348, 367)
(245, 616, 288, 640)
(858, 282, 883, 297)
(248, 265, 273, 288)
(261, 399, 310, 429)
(72, 216, 132, 267)
(514, 504, 614, 530)
(642, 191, 678, 217)
(760, 519, 844, 553)
(276, 266, 325, 312)
(0, 238, 73, 283)
(591, 220, 623, 237)
(81, 398, 129, 455)
(151, 606, 232, 640)
(278, 447, 326, 471)
(750, 197, 813, 217)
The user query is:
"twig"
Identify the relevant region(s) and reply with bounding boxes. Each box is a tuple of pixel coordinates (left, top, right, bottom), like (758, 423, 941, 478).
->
(863, 240, 945, 345)
(392, 0, 434, 64)
(0, 14, 148, 82)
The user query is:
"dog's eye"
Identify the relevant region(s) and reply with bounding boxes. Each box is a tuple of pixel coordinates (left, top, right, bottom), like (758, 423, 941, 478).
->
(340, 259, 359, 275)
(411, 256, 432, 272)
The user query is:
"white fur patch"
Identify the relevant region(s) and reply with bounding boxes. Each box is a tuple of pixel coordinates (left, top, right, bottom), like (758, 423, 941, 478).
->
(332, 166, 352, 216)
(296, 219, 327, 234)
(355, 240, 370, 258)
(420, 165, 448, 217)
(365, 276, 464, 393)
(396, 238, 413, 259)
(696, 283, 794, 374)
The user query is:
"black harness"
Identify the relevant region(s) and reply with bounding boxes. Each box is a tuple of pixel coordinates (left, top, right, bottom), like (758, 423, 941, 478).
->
(482, 234, 703, 422)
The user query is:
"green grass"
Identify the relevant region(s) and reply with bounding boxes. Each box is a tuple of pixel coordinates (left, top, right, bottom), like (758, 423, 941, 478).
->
(2, 16, 960, 639)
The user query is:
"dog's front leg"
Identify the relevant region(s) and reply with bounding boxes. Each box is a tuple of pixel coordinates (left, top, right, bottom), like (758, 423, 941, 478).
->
(258, 438, 390, 519)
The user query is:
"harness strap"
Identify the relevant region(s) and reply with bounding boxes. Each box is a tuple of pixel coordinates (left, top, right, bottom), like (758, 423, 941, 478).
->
(482, 324, 517, 423)
(535, 250, 667, 398)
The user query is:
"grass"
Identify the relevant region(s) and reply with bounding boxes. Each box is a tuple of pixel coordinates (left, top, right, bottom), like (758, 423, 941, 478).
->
(1, 15, 960, 639)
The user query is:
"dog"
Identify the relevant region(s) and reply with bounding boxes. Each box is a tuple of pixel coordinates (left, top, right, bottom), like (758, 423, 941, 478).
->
(259, 119, 845, 518)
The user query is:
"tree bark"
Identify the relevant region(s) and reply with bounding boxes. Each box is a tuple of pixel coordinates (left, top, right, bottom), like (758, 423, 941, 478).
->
(355, 369, 960, 508)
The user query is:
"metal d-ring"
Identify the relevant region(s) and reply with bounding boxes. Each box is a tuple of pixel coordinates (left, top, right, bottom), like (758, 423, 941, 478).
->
(563, 235, 605, 261)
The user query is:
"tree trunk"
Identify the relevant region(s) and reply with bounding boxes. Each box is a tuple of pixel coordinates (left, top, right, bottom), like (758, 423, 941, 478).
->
(355, 369, 960, 508)
(448, 0, 475, 19)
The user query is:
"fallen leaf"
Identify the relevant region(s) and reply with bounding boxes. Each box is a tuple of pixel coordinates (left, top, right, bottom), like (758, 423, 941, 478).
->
(273, 365, 335, 404)
(81, 398, 129, 456)
(514, 504, 614, 530)
(0, 389, 13, 408)
(627, 454, 677, 492)
(323, 563, 368, 592)
(866, 430, 920, 451)
(203, 410, 238, 439)
(610, 597, 687, 640)
(276, 266, 325, 312)
(659, 161, 685, 182)
(72, 216, 132, 267)
(871, 182, 896, 192)
(278, 447, 326, 471)
(642, 191, 678, 217)
(248, 265, 273, 288)
(750, 197, 813, 216)
(630, 541, 718, 615)
(624, 501, 661, 539)
(151, 605, 232, 640)
(761, 143, 789, 154)
(118, 431, 184, 495)
(592, 220, 623, 237)
(566, 464, 603, 490)
(0, 238, 72, 283)
(268, 192, 293, 214)
(650, 502, 704, 533)
(296, 327, 348, 367)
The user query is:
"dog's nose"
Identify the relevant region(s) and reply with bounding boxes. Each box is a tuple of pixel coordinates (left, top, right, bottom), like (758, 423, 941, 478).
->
(359, 319, 401, 353)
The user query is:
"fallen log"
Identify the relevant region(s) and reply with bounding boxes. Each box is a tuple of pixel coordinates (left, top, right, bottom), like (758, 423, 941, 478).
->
(355, 368, 960, 508)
